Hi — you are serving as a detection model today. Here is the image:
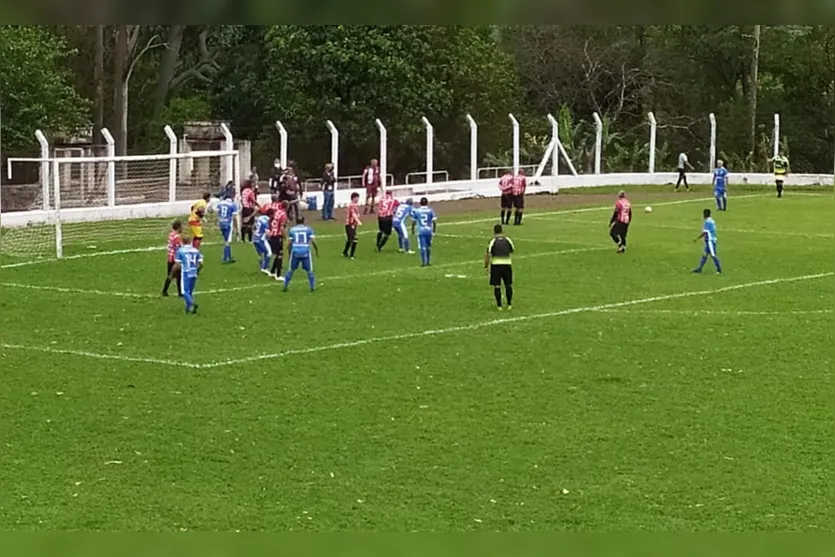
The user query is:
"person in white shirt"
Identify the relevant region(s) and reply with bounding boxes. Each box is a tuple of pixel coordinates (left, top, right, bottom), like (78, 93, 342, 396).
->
(675, 152, 694, 191)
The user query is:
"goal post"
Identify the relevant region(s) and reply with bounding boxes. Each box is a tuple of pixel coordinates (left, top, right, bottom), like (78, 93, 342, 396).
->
(1, 149, 240, 262)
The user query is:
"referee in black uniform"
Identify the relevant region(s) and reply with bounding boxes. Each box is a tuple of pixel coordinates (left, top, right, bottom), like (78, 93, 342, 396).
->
(484, 224, 515, 311)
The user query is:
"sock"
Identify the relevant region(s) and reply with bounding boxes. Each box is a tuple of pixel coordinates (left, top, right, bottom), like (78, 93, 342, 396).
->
(712, 256, 722, 273)
(271, 256, 282, 275)
(426, 247, 431, 265)
(223, 245, 231, 261)
(723, 197, 727, 211)
(343, 241, 350, 256)
(349, 242, 357, 258)
(506, 285, 513, 306)
(696, 255, 707, 271)
(307, 271, 316, 290)
(183, 290, 193, 311)
(397, 234, 403, 250)
(380, 234, 390, 249)
(283, 269, 293, 288)
(517, 211, 523, 225)
(162, 278, 171, 294)
(513, 211, 518, 224)
(404, 238, 410, 252)
(261, 254, 270, 270)
(500, 210, 506, 223)
(376, 232, 383, 249)
(494, 287, 502, 307)
(176, 275, 181, 295)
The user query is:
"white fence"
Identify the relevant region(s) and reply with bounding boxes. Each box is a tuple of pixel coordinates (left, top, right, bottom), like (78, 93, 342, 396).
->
(3, 111, 833, 232)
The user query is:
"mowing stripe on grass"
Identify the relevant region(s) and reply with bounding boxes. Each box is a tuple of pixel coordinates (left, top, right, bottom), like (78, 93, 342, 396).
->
(1, 194, 762, 270)
(200, 270, 833, 368)
(0, 246, 610, 299)
(598, 308, 834, 317)
(3, 270, 829, 369)
(559, 218, 835, 240)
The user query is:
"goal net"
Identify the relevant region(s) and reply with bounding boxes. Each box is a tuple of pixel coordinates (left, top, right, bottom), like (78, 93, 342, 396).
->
(0, 149, 240, 262)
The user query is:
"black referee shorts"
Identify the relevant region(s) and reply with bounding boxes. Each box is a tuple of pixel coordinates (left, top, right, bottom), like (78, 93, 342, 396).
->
(611, 221, 629, 240)
(268, 235, 284, 255)
(378, 217, 393, 235)
(241, 207, 254, 223)
(345, 224, 357, 243)
(500, 193, 513, 209)
(490, 264, 513, 287)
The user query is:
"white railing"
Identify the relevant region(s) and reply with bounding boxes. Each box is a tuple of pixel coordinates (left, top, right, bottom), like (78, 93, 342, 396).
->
(405, 171, 450, 185)
(477, 165, 538, 180)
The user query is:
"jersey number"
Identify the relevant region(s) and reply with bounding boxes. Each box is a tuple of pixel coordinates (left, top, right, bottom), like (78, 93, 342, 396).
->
(293, 231, 309, 244)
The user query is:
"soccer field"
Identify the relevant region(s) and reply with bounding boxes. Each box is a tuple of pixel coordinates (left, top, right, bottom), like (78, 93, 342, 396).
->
(1, 188, 833, 531)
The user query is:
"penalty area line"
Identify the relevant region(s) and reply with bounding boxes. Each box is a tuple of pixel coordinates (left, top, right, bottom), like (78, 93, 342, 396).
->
(0, 193, 748, 270)
(3, 270, 829, 369)
(199, 270, 834, 369)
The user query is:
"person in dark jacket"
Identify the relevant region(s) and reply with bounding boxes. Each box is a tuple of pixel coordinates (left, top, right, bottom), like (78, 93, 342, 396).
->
(321, 162, 336, 220)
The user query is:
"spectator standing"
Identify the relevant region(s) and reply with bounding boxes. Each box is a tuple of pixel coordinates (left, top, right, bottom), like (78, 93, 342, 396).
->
(675, 152, 694, 191)
(321, 162, 336, 220)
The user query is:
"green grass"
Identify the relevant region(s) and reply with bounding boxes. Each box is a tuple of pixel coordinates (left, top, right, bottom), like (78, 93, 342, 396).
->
(1, 190, 833, 531)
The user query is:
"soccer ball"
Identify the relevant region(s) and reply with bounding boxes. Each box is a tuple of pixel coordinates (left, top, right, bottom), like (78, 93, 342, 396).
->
(645, 206, 653, 213)
(297, 200, 309, 211)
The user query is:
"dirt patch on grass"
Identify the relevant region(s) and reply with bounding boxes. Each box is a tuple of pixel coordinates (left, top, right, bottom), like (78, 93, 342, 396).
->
(328, 190, 705, 221)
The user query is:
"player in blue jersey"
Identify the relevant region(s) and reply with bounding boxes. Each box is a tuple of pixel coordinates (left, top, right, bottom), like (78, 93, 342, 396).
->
(712, 160, 728, 211)
(174, 237, 204, 314)
(411, 197, 437, 266)
(283, 216, 319, 292)
(216, 193, 238, 264)
(693, 208, 722, 274)
(253, 209, 274, 274)
(393, 198, 415, 254)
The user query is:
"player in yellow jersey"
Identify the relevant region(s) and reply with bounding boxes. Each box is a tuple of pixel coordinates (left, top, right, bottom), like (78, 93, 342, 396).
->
(189, 192, 212, 249)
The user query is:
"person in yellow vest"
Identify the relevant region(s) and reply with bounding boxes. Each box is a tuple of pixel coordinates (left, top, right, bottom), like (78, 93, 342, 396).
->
(189, 192, 212, 249)
(771, 154, 789, 198)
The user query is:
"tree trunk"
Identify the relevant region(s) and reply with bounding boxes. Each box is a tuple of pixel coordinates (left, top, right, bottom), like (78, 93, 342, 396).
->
(112, 25, 128, 157)
(749, 25, 761, 171)
(121, 82, 129, 157)
(93, 25, 104, 145)
(154, 25, 185, 118)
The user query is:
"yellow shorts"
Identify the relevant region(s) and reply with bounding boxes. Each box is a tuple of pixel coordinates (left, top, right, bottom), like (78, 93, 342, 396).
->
(189, 224, 203, 238)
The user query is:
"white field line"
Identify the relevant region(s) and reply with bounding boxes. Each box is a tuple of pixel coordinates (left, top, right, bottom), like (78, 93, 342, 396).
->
(3, 270, 829, 369)
(0, 246, 610, 299)
(1, 194, 758, 270)
(559, 217, 835, 240)
(435, 233, 594, 246)
(0, 342, 202, 368)
(0, 281, 156, 298)
(597, 308, 834, 317)
(193, 271, 834, 368)
(196, 246, 609, 295)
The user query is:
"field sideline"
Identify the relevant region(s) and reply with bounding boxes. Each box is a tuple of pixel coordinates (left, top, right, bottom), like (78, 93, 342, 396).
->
(0, 187, 833, 531)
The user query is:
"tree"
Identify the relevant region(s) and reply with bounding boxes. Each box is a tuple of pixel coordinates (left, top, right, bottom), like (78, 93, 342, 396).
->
(215, 25, 520, 177)
(0, 26, 89, 150)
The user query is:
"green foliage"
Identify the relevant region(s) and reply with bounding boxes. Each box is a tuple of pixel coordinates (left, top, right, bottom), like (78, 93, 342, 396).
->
(221, 25, 519, 176)
(0, 26, 90, 150)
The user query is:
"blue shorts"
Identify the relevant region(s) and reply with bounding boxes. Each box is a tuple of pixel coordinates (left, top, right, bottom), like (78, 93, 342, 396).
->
(393, 220, 408, 238)
(254, 239, 271, 257)
(290, 253, 313, 272)
(417, 231, 433, 249)
(220, 224, 233, 243)
(181, 275, 197, 294)
(704, 241, 717, 257)
(714, 189, 726, 197)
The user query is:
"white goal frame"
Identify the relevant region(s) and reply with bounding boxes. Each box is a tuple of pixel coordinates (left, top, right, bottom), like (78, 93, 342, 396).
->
(1, 149, 241, 259)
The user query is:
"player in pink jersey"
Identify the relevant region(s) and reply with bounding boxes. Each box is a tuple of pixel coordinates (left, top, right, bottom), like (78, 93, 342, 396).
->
(376, 191, 398, 252)
(609, 190, 632, 253)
